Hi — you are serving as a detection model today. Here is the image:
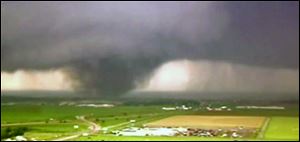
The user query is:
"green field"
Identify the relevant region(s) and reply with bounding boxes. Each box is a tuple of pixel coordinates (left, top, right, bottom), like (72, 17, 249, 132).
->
(1, 105, 168, 123)
(264, 117, 299, 140)
(1, 102, 299, 141)
(1, 104, 186, 141)
(24, 123, 88, 141)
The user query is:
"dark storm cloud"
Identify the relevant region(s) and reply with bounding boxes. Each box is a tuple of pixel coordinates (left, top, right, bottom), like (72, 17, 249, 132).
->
(219, 1, 299, 68)
(1, 1, 299, 95)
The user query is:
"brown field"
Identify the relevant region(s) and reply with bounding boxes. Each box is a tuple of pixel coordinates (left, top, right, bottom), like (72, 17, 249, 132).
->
(145, 115, 267, 129)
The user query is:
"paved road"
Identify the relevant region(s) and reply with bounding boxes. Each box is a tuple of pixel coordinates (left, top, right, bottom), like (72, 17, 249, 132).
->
(52, 116, 101, 141)
(78, 116, 101, 134)
(52, 134, 82, 141)
(52, 113, 160, 141)
(103, 113, 168, 130)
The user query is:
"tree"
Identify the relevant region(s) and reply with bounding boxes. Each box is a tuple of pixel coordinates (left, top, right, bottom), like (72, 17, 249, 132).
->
(1, 127, 28, 139)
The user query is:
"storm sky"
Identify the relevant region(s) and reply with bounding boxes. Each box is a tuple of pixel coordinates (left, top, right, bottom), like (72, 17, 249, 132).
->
(1, 2, 299, 96)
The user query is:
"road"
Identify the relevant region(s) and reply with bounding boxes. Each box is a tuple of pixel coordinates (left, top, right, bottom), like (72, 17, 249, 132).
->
(257, 117, 271, 139)
(52, 134, 82, 141)
(103, 121, 132, 130)
(78, 116, 101, 134)
(103, 113, 170, 131)
(2, 113, 167, 141)
(52, 116, 101, 141)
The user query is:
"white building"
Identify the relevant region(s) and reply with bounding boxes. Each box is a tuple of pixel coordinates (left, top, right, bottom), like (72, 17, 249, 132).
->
(73, 125, 79, 129)
(117, 127, 187, 136)
(15, 136, 27, 141)
(162, 107, 176, 111)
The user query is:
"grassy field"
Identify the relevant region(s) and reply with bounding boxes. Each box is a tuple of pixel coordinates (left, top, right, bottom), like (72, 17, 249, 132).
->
(24, 123, 88, 141)
(1, 102, 299, 141)
(1, 104, 190, 141)
(1, 122, 89, 140)
(264, 117, 299, 140)
(1, 105, 168, 123)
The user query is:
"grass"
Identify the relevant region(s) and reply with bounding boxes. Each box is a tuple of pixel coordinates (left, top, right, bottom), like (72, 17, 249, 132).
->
(1, 104, 167, 123)
(98, 111, 187, 128)
(1, 123, 88, 141)
(27, 123, 87, 141)
(264, 117, 299, 140)
(1, 103, 299, 141)
(1, 104, 189, 141)
(24, 132, 64, 141)
(27, 123, 88, 133)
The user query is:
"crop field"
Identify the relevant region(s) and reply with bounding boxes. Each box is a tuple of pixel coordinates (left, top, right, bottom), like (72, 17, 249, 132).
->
(145, 115, 267, 129)
(1, 105, 167, 123)
(1, 103, 189, 141)
(1, 101, 299, 141)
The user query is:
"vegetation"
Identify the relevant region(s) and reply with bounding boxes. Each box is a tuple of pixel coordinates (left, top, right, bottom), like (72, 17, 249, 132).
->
(1, 100, 299, 141)
(264, 117, 299, 140)
(1, 127, 28, 139)
(1, 105, 166, 123)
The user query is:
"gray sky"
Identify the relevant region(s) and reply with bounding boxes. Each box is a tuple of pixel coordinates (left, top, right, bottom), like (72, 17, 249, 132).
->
(1, 1, 299, 96)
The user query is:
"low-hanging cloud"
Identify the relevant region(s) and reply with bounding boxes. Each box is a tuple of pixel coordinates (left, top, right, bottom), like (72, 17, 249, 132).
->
(137, 60, 299, 93)
(1, 69, 73, 91)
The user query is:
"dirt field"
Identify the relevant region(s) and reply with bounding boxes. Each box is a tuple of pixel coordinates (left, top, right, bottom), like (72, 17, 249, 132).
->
(145, 115, 267, 129)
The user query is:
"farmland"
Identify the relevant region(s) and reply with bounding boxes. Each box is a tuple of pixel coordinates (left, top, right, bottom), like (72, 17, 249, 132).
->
(1, 105, 167, 123)
(264, 117, 299, 140)
(1, 99, 299, 141)
(145, 115, 267, 129)
(1, 92, 299, 141)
